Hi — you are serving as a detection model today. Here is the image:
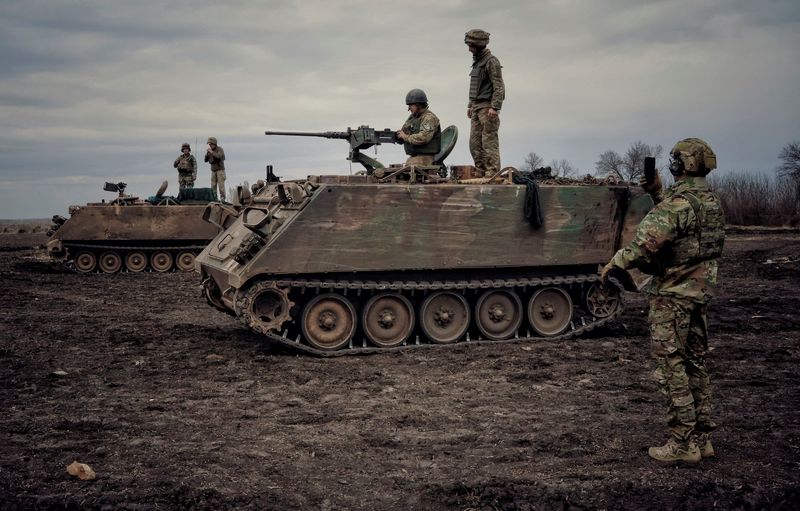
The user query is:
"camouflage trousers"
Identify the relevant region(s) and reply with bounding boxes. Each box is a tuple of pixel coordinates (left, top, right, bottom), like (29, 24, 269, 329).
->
(469, 107, 500, 177)
(648, 295, 716, 441)
(178, 172, 195, 189)
(210, 170, 226, 201)
(405, 155, 434, 166)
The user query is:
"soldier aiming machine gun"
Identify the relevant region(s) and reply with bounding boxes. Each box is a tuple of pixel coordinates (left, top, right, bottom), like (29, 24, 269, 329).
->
(265, 125, 397, 174)
(265, 124, 458, 176)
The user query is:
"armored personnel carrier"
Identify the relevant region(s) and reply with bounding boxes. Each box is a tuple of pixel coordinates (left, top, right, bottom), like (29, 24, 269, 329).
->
(196, 126, 653, 355)
(48, 181, 223, 273)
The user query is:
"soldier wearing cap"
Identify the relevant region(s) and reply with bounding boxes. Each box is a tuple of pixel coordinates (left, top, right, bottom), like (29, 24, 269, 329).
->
(465, 28, 505, 177)
(601, 138, 725, 463)
(173, 143, 197, 189)
(204, 136, 226, 201)
(397, 88, 441, 166)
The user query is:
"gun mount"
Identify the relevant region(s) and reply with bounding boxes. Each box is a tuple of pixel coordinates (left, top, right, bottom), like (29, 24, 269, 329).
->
(265, 125, 397, 174)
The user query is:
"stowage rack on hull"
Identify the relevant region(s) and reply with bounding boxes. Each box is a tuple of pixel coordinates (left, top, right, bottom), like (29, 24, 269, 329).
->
(196, 171, 653, 355)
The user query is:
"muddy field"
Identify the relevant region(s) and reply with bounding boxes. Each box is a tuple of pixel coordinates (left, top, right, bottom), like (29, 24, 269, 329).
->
(1, 228, 799, 510)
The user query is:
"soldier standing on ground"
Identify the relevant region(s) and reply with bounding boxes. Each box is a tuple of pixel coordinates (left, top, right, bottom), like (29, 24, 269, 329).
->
(465, 29, 505, 178)
(397, 89, 441, 166)
(204, 137, 226, 201)
(601, 138, 725, 463)
(173, 143, 197, 189)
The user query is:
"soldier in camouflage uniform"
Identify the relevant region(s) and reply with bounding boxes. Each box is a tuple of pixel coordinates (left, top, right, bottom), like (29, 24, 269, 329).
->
(465, 29, 505, 177)
(173, 143, 197, 189)
(204, 136, 226, 201)
(601, 138, 725, 463)
(397, 89, 441, 166)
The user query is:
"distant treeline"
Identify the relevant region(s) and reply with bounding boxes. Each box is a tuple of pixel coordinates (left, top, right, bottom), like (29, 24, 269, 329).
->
(709, 172, 799, 227)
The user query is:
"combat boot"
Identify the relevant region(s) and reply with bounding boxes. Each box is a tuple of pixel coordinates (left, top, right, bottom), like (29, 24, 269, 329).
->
(648, 437, 701, 463)
(694, 433, 715, 458)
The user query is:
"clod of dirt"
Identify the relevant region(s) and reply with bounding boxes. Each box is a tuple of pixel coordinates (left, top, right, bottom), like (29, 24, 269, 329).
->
(205, 354, 225, 363)
(51, 369, 68, 377)
(66, 461, 96, 481)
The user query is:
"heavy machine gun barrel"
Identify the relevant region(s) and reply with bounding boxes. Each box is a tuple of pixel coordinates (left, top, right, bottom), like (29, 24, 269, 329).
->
(264, 130, 350, 139)
(264, 125, 398, 173)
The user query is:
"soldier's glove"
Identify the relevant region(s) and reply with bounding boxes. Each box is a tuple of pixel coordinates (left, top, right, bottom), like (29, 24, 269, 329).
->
(599, 262, 614, 285)
(639, 172, 662, 195)
(599, 263, 638, 292)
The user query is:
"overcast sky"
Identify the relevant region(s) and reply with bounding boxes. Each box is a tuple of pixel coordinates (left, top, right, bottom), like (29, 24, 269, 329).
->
(1, 0, 798, 218)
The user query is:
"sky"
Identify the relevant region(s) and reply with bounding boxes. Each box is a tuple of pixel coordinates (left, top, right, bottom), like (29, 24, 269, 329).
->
(1, 0, 798, 218)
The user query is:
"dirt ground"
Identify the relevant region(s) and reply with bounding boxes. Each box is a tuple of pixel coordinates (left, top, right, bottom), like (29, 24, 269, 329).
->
(1, 228, 799, 510)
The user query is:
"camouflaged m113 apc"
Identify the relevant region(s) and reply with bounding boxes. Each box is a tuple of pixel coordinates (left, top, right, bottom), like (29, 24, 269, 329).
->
(48, 181, 224, 273)
(196, 125, 653, 355)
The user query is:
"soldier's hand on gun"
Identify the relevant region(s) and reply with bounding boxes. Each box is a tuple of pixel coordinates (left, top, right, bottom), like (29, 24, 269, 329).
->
(396, 130, 408, 141)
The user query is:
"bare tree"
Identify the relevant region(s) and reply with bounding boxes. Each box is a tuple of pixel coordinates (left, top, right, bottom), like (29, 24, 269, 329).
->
(778, 141, 800, 181)
(622, 141, 663, 181)
(522, 152, 544, 171)
(777, 141, 800, 206)
(595, 150, 625, 178)
(549, 159, 577, 177)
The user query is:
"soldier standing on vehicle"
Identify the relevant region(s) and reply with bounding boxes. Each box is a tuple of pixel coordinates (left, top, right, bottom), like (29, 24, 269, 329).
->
(173, 143, 197, 189)
(204, 137, 226, 201)
(600, 138, 725, 463)
(465, 29, 505, 178)
(397, 89, 441, 166)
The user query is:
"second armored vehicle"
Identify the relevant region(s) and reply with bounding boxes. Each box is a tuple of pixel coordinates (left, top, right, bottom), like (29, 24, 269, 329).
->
(48, 181, 223, 273)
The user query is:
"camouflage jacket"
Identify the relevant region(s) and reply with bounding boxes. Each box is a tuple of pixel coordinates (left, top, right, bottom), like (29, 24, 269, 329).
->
(401, 108, 441, 155)
(204, 146, 226, 171)
(173, 153, 197, 174)
(607, 176, 725, 303)
(468, 48, 505, 111)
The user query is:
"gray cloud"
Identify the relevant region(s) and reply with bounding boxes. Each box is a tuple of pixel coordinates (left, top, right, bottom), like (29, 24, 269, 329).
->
(1, 0, 799, 217)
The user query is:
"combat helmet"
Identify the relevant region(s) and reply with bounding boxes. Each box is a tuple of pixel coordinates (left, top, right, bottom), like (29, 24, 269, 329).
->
(465, 29, 490, 46)
(207, 136, 218, 145)
(405, 88, 428, 106)
(181, 142, 191, 151)
(670, 138, 717, 176)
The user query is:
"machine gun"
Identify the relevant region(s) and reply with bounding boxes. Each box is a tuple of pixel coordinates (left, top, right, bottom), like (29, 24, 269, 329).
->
(103, 181, 128, 197)
(265, 125, 397, 174)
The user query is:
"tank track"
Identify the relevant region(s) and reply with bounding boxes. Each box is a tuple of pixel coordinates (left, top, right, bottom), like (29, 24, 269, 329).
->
(244, 272, 624, 357)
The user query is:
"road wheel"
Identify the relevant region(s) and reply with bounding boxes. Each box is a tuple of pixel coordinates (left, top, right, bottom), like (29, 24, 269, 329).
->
(150, 251, 173, 272)
(528, 287, 573, 336)
(583, 283, 620, 319)
(98, 251, 122, 273)
(125, 251, 147, 272)
(475, 289, 523, 340)
(362, 292, 415, 348)
(301, 294, 356, 351)
(175, 251, 196, 272)
(419, 291, 470, 344)
(74, 251, 97, 273)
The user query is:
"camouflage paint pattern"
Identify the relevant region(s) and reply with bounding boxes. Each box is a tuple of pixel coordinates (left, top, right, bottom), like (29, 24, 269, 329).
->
(48, 204, 219, 244)
(197, 182, 651, 289)
(469, 107, 500, 177)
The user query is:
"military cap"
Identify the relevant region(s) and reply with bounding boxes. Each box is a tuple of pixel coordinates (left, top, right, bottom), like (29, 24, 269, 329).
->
(465, 29, 490, 45)
(181, 142, 191, 150)
(671, 138, 717, 174)
(207, 137, 218, 145)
